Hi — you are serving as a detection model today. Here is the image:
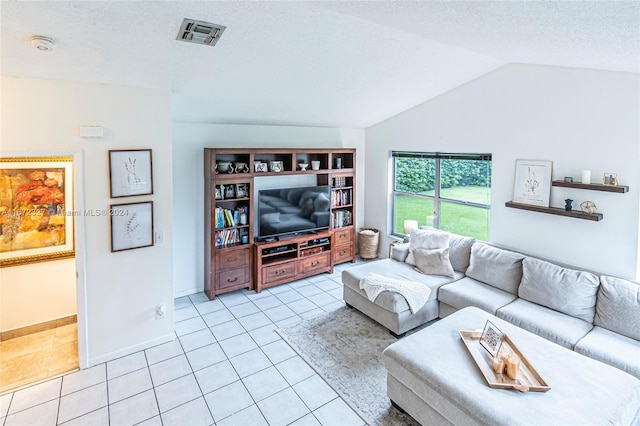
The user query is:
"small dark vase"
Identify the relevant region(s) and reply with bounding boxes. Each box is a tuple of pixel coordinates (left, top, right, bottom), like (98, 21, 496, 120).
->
(564, 199, 573, 211)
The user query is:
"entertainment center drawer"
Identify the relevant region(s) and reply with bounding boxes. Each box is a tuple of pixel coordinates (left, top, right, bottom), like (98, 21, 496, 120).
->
(262, 261, 297, 285)
(333, 228, 352, 244)
(333, 244, 353, 264)
(216, 247, 250, 270)
(216, 266, 250, 290)
(300, 252, 331, 274)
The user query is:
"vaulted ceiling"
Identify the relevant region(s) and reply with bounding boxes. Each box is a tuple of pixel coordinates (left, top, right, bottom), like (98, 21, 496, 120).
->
(2, 1, 638, 128)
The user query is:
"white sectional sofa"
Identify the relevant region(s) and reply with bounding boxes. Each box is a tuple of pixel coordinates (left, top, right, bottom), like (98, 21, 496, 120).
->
(342, 229, 640, 379)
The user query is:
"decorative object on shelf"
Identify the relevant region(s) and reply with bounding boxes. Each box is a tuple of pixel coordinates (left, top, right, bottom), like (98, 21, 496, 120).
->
(563, 177, 573, 183)
(298, 163, 309, 171)
(233, 162, 249, 173)
(215, 186, 222, 200)
(603, 173, 618, 186)
(216, 161, 232, 174)
(224, 185, 235, 199)
(254, 161, 267, 172)
(581, 170, 591, 184)
(110, 201, 154, 252)
(512, 159, 552, 207)
(403, 219, 419, 243)
(564, 199, 573, 211)
(479, 320, 504, 357)
(269, 161, 284, 172)
(334, 157, 342, 169)
(580, 201, 598, 214)
(311, 160, 320, 170)
(235, 183, 247, 198)
(109, 149, 153, 198)
(0, 156, 75, 267)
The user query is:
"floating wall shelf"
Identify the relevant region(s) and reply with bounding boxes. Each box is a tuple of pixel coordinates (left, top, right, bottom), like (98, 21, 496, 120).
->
(505, 202, 603, 221)
(551, 180, 629, 193)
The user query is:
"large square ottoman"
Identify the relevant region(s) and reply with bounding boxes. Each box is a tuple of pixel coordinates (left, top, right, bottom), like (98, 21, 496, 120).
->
(383, 307, 640, 425)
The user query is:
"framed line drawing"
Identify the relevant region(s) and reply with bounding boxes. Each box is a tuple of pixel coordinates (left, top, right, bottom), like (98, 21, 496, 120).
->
(512, 159, 552, 207)
(110, 201, 154, 252)
(0, 156, 75, 267)
(479, 320, 504, 357)
(109, 149, 153, 198)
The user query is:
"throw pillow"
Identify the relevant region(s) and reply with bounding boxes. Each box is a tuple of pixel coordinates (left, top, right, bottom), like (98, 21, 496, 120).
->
(594, 275, 640, 340)
(413, 247, 454, 278)
(405, 228, 450, 266)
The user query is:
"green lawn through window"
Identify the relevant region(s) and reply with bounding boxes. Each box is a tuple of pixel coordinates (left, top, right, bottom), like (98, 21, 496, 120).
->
(394, 186, 490, 241)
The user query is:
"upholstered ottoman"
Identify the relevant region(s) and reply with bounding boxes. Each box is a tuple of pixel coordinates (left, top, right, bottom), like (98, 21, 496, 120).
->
(383, 307, 640, 425)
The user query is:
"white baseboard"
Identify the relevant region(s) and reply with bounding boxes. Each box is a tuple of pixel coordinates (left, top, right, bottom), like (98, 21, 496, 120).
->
(87, 332, 175, 367)
(174, 287, 203, 298)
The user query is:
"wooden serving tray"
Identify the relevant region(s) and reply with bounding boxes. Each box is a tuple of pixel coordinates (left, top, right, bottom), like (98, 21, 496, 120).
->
(459, 330, 551, 392)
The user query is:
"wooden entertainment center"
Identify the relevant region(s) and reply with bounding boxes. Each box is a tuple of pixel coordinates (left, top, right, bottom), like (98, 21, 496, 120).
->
(204, 148, 356, 300)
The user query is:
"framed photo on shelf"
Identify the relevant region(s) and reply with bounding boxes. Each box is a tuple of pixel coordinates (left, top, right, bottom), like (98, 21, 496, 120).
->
(0, 156, 75, 267)
(236, 183, 248, 198)
(602, 173, 618, 186)
(109, 149, 153, 198)
(110, 201, 154, 252)
(480, 320, 504, 357)
(215, 186, 222, 200)
(511, 159, 552, 207)
(269, 161, 284, 173)
(254, 162, 267, 172)
(224, 185, 236, 199)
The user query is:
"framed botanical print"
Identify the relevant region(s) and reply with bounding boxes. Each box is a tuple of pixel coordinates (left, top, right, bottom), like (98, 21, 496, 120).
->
(511, 159, 552, 207)
(0, 156, 75, 267)
(110, 201, 154, 252)
(109, 149, 153, 198)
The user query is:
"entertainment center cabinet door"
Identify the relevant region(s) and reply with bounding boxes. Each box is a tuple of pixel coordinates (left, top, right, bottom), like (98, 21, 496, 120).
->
(300, 252, 331, 274)
(332, 228, 355, 264)
(262, 261, 297, 288)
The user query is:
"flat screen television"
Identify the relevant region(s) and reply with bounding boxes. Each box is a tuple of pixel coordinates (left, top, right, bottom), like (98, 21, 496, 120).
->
(257, 185, 331, 240)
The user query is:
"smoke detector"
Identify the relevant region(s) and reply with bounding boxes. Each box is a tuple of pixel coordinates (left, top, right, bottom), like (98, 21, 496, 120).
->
(176, 18, 225, 46)
(31, 35, 55, 52)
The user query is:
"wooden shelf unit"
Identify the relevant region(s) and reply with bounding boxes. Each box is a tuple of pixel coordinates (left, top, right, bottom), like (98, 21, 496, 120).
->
(505, 202, 603, 221)
(551, 180, 629, 193)
(204, 148, 356, 299)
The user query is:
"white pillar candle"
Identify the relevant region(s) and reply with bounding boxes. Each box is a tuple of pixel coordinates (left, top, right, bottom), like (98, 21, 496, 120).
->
(581, 170, 591, 184)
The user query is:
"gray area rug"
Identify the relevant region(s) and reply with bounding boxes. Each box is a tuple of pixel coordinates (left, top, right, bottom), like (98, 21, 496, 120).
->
(277, 307, 420, 426)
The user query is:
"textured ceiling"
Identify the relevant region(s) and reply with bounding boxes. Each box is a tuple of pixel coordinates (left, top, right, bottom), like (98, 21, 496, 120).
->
(1, 1, 638, 128)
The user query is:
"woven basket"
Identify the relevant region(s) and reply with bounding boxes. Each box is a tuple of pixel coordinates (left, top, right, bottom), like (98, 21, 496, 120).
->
(358, 228, 380, 259)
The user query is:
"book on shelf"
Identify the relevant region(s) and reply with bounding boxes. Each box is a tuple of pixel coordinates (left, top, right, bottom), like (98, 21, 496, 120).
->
(331, 209, 352, 228)
(331, 188, 352, 207)
(215, 205, 249, 229)
(214, 228, 248, 248)
(332, 177, 346, 188)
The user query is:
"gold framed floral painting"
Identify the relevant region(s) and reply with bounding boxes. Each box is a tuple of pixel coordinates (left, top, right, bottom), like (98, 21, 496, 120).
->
(0, 156, 75, 267)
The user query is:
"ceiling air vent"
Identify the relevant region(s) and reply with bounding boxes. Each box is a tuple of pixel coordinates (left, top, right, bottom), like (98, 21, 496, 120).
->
(176, 18, 226, 46)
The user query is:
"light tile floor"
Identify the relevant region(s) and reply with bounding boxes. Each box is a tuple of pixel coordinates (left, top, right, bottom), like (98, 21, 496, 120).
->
(0, 323, 78, 394)
(0, 260, 371, 426)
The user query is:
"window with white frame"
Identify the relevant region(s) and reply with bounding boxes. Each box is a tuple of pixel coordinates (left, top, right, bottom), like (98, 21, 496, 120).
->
(392, 151, 492, 240)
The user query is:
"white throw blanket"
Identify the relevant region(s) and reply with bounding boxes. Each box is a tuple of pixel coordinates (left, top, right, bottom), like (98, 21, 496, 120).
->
(359, 272, 431, 314)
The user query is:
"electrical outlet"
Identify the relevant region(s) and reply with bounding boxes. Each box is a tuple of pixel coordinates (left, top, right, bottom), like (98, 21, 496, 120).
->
(155, 304, 165, 319)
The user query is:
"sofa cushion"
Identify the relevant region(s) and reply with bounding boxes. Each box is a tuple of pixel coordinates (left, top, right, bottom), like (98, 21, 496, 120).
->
(413, 248, 454, 278)
(342, 259, 462, 313)
(518, 257, 600, 323)
(496, 299, 593, 349)
(594, 275, 640, 341)
(390, 243, 410, 262)
(447, 234, 475, 272)
(465, 243, 524, 294)
(438, 277, 518, 315)
(575, 326, 640, 379)
(405, 229, 450, 266)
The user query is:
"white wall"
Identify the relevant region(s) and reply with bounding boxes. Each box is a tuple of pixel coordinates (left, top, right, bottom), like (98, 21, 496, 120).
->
(365, 64, 640, 279)
(1, 77, 175, 365)
(172, 123, 365, 297)
(1, 259, 76, 331)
